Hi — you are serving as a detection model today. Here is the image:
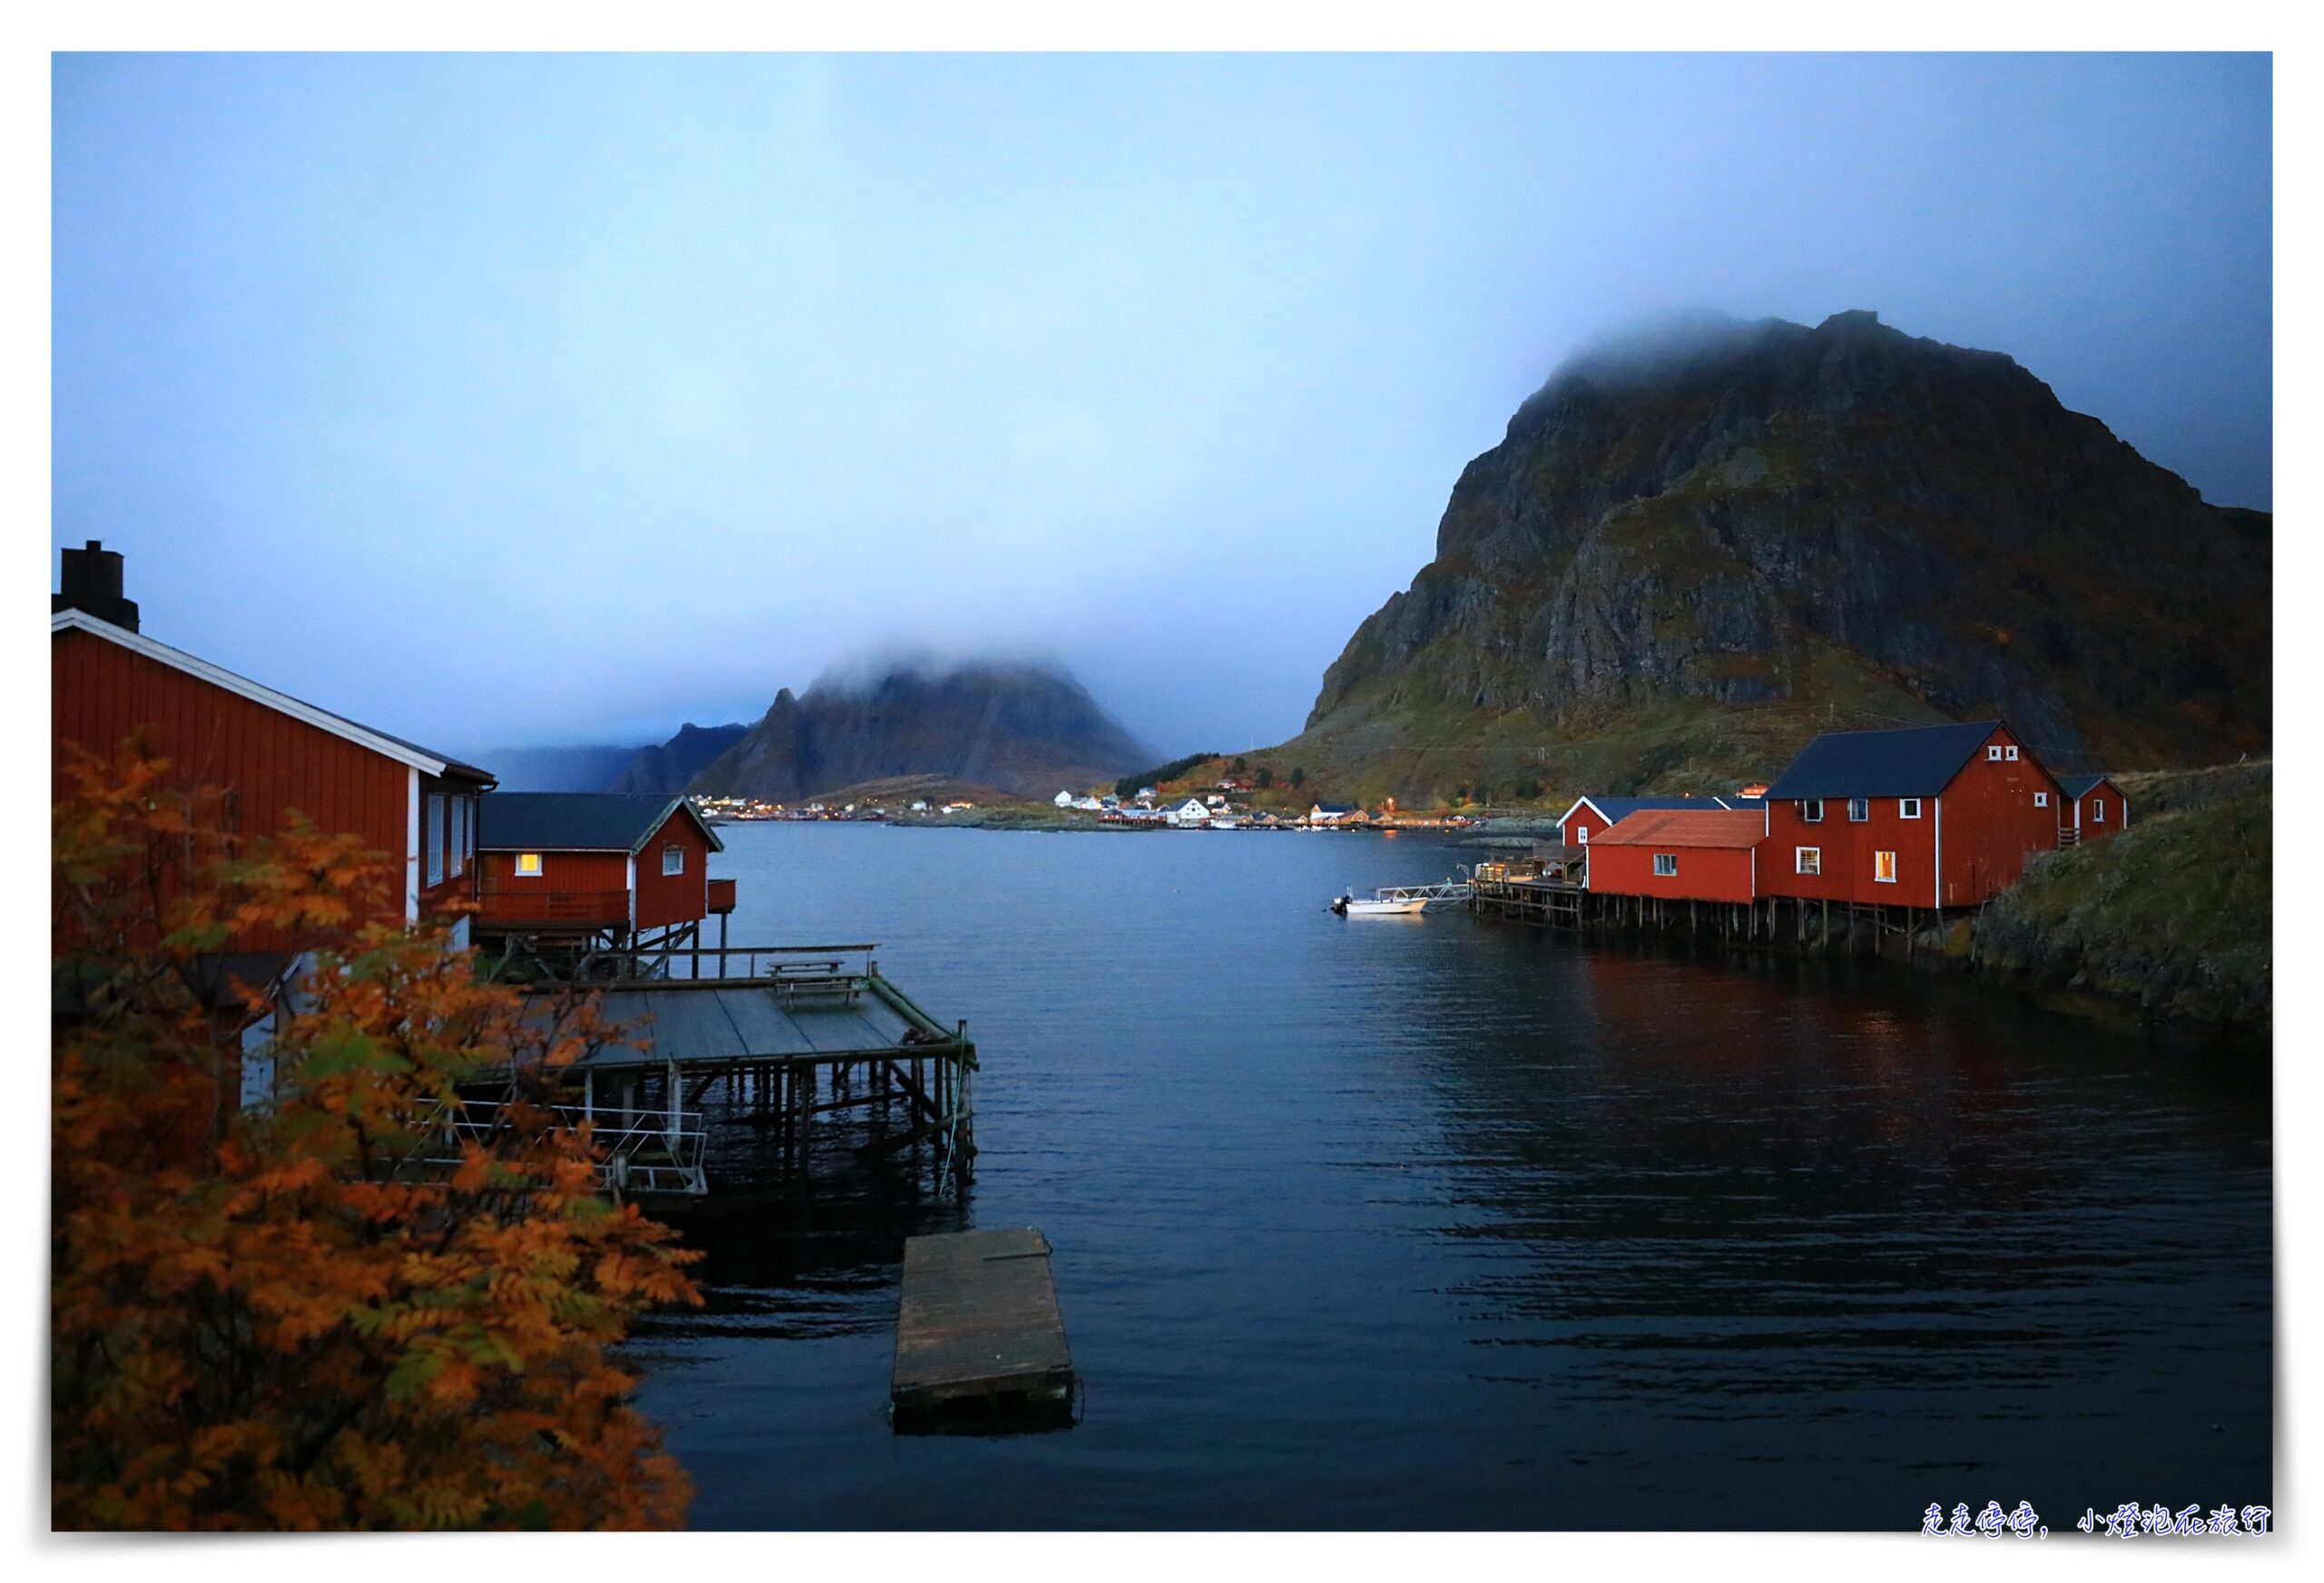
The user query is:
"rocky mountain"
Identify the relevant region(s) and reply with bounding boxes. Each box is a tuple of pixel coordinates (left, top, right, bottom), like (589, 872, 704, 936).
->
(1290, 310, 2270, 802)
(606, 722, 748, 794)
(688, 661, 1153, 802)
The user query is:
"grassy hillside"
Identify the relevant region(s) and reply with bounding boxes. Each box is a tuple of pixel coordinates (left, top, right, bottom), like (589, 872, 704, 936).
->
(1974, 762, 2270, 1034)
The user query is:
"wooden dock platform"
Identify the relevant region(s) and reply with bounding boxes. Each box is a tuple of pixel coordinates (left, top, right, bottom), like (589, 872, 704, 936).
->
(891, 1227, 1076, 1432)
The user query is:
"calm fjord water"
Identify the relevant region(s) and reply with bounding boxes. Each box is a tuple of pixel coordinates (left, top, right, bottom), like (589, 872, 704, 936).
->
(629, 821, 2271, 1530)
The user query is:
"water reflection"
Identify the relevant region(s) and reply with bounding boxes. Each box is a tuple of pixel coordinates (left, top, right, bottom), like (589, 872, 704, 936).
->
(628, 823, 2270, 1529)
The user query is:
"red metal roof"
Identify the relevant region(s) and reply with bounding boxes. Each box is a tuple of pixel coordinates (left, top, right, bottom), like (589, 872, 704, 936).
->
(1591, 810, 1766, 849)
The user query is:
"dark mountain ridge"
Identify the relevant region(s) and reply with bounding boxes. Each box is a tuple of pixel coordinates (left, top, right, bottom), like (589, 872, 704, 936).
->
(606, 722, 748, 794)
(689, 660, 1153, 802)
(1292, 309, 2268, 801)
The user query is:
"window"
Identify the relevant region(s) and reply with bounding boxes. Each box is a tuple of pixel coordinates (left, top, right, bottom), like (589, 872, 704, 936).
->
(2004, 745, 2020, 761)
(1653, 853, 1679, 877)
(515, 851, 543, 878)
(2092, 799, 2106, 822)
(1874, 850, 1897, 883)
(1988, 745, 2003, 761)
(1801, 799, 1825, 823)
(1796, 847, 1820, 875)
(1576, 825, 1589, 845)
(2034, 792, 2049, 808)
(1900, 798, 1922, 819)
(451, 797, 468, 878)
(1847, 797, 1868, 821)
(662, 844, 685, 876)
(424, 793, 445, 886)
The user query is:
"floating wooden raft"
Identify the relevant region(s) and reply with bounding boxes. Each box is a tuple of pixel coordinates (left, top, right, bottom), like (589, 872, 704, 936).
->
(891, 1227, 1076, 1432)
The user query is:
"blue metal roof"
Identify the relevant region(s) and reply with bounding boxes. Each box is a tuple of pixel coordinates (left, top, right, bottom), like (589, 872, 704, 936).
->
(2057, 773, 2111, 800)
(478, 792, 724, 853)
(1764, 721, 2003, 800)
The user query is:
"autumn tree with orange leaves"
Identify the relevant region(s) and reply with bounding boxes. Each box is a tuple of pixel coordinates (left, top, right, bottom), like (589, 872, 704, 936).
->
(52, 748, 702, 1530)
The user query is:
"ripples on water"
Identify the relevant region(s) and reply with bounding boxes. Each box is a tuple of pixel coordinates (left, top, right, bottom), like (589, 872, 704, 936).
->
(625, 822, 2271, 1530)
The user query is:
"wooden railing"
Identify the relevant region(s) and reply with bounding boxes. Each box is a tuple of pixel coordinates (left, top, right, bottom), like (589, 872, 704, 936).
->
(475, 887, 632, 926)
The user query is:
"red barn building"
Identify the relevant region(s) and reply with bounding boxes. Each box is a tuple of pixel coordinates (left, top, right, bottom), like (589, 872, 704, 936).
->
(2057, 774, 2130, 843)
(474, 792, 733, 953)
(1759, 720, 2063, 909)
(1585, 810, 1765, 904)
(51, 543, 494, 945)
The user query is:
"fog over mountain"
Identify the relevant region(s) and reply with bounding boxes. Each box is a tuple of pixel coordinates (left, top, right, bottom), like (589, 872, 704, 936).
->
(53, 54, 2268, 758)
(689, 657, 1154, 802)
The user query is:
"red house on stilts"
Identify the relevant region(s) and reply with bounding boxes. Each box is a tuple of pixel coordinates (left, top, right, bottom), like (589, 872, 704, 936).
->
(1758, 720, 2064, 910)
(473, 792, 735, 958)
(1585, 809, 1766, 905)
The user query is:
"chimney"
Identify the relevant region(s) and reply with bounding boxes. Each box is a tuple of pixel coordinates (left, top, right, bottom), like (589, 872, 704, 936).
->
(53, 539, 139, 633)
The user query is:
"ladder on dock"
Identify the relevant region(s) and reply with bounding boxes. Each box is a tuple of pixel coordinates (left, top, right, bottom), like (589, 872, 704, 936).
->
(891, 1227, 1076, 1432)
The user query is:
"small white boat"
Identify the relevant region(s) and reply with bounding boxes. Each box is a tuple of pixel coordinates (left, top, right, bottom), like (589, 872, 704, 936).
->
(1331, 890, 1426, 916)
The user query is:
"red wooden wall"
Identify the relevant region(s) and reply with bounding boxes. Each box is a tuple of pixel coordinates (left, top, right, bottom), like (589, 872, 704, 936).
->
(1761, 794, 1938, 907)
(1587, 841, 1758, 904)
(633, 810, 714, 930)
(1934, 728, 2063, 906)
(2073, 780, 2127, 840)
(53, 626, 414, 930)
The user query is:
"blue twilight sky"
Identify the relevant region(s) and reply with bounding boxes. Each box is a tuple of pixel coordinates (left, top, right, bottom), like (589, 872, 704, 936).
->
(52, 53, 2271, 760)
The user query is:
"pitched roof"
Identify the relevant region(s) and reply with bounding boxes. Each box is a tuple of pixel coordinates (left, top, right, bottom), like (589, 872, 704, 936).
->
(2056, 773, 2114, 800)
(477, 793, 724, 853)
(1558, 794, 1738, 827)
(1591, 810, 1768, 850)
(1764, 720, 2003, 800)
(53, 610, 494, 783)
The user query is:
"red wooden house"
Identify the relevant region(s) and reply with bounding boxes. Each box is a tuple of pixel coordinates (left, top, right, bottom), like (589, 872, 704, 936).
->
(473, 792, 734, 952)
(52, 543, 495, 945)
(1758, 720, 2063, 909)
(2057, 775, 2130, 843)
(1585, 810, 1765, 904)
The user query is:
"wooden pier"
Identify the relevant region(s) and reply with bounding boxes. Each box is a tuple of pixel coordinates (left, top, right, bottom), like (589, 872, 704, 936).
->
(1469, 877, 1965, 961)
(481, 943, 977, 1208)
(891, 1228, 1077, 1433)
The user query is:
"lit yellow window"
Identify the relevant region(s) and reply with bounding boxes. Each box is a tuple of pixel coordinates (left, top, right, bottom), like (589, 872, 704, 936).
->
(1874, 850, 1897, 883)
(515, 852, 543, 877)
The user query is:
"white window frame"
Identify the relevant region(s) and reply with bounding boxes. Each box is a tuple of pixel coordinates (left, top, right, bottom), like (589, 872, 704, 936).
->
(1874, 850, 1898, 884)
(1900, 798, 1922, 819)
(1801, 799, 1824, 823)
(1988, 745, 2003, 761)
(1847, 797, 1868, 822)
(1796, 846, 1820, 876)
(424, 793, 445, 886)
(515, 851, 544, 878)
(662, 844, 685, 876)
(2034, 792, 2049, 808)
(2092, 799, 2105, 822)
(451, 797, 468, 878)
(1653, 853, 1678, 877)
(1576, 825, 1589, 845)
(2004, 745, 2020, 761)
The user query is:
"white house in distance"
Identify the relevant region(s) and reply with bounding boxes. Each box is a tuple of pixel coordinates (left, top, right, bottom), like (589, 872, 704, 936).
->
(1054, 789, 1077, 807)
(1167, 798, 1212, 828)
(1309, 802, 1360, 826)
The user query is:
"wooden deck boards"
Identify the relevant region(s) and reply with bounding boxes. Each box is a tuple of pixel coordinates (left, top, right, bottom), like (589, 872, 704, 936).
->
(891, 1228, 1075, 1431)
